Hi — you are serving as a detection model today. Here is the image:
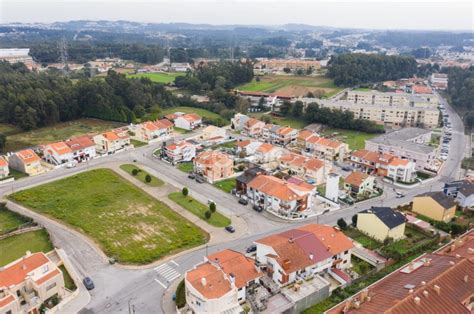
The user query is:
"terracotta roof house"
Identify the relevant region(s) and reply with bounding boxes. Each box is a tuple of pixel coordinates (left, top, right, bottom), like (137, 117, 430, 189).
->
(255, 224, 353, 287)
(242, 118, 265, 137)
(343, 171, 377, 198)
(254, 143, 283, 163)
(8, 149, 43, 176)
(93, 130, 131, 154)
(43, 141, 74, 165)
(278, 153, 329, 185)
(129, 119, 173, 143)
(0, 252, 66, 314)
(194, 150, 234, 183)
(185, 249, 262, 313)
(163, 140, 197, 164)
(65, 135, 96, 162)
(0, 156, 9, 179)
(174, 113, 202, 130)
(303, 135, 349, 162)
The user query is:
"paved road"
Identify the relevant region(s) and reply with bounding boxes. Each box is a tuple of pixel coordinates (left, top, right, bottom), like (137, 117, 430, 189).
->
(0, 91, 465, 313)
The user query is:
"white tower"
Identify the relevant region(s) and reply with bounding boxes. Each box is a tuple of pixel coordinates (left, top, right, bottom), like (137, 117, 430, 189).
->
(325, 173, 340, 202)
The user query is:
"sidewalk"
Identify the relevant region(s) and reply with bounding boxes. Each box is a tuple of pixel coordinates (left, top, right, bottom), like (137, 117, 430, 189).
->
(161, 275, 183, 314)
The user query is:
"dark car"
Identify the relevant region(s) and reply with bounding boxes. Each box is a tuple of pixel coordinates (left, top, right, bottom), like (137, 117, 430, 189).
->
(83, 277, 95, 290)
(196, 177, 205, 183)
(188, 173, 196, 179)
(342, 166, 351, 171)
(246, 244, 257, 254)
(225, 225, 236, 233)
(238, 198, 249, 205)
(252, 205, 263, 212)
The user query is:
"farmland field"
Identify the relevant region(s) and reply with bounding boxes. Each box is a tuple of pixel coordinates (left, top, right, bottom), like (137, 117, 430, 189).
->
(128, 72, 185, 84)
(237, 75, 342, 98)
(9, 169, 208, 264)
(2, 118, 125, 153)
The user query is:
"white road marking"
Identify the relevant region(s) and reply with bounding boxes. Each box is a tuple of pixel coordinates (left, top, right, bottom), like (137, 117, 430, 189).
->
(154, 278, 167, 289)
(170, 260, 179, 267)
(154, 264, 167, 271)
(155, 262, 181, 282)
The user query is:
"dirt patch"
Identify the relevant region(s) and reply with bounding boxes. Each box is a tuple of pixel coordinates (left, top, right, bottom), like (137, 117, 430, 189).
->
(276, 85, 333, 97)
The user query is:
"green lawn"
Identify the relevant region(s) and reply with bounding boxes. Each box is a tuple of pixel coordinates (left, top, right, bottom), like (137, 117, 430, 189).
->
(168, 192, 231, 227)
(131, 139, 147, 148)
(248, 112, 307, 129)
(0, 123, 20, 135)
(160, 106, 225, 122)
(127, 72, 184, 84)
(173, 127, 191, 134)
(0, 204, 31, 235)
(177, 162, 194, 173)
(2, 118, 125, 153)
(213, 178, 236, 193)
(9, 169, 207, 264)
(8, 168, 28, 180)
(351, 256, 374, 275)
(59, 265, 77, 291)
(0, 229, 54, 266)
(212, 141, 236, 149)
(343, 228, 382, 250)
(120, 164, 164, 187)
(320, 128, 380, 150)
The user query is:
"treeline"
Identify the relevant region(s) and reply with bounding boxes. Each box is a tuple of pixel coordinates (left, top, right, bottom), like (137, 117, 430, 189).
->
(30, 42, 165, 64)
(445, 66, 474, 129)
(0, 62, 179, 130)
(279, 101, 384, 133)
(327, 53, 417, 86)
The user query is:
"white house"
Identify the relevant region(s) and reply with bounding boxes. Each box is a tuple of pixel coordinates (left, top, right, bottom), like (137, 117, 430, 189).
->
(163, 141, 197, 164)
(235, 140, 263, 156)
(43, 142, 74, 165)
(230, 113, 250, 131)
(201, 125, 227, 141)
(93, 130, 131, 154)
(254, 143, 283, 163)
(174, 113, 202, 130)
(129, 119, 173, 143)
(65, 136, 96, 162)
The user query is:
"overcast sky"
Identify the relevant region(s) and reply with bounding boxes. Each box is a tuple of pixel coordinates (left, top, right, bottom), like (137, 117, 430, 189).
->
(1, 0, 473, 31)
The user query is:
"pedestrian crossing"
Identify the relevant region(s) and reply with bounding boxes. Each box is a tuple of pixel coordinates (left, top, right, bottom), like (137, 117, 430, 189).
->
(154, 261, 181, 287)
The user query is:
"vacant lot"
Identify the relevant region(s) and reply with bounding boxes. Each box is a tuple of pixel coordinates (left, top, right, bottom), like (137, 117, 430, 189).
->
(10, 169, 207, 264)
(3, 118, 125, 152)
(160, 106, 225, 122)
(213, 178, 236, 193)
(0, 123, 20, 135)
(249, 112, 307, 129)
(343, 228, 382, 250)
(168, 192, 231, 227)
(0, 229, 54, 266)
(120, 164, 164, 187)
(0, 204, 32, 235)
(128, 72, 184, 84)
(238, 75, 342, 98)
(320, 127, 380, 150)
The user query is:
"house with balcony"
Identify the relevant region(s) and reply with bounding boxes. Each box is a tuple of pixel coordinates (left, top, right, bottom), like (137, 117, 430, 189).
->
(343, 171, 377, 198)
(8, 149, 43, 176)
(272, 127, 299, 146)
(42, 142, 74, 165)
(185, 249, 262, 314)
(278, 153, 329, 185)
(194, 151, 234, 183)
(254, 143, 283, 164)
(163, 141, 197, 164)
(65, 136, 96, 162)
(174, 113, 202, 130)
(0, 156, 9, 179)
(254, 224, 353, 287)
(242, 118, 265, 137)
(303, 135, 348, 162)
(235, 140, 263, 157)
(129, 119, 173, 143)
(246, 174, 316, 217)
(93, 130, 131, 154)
(0, 252, 66, 314)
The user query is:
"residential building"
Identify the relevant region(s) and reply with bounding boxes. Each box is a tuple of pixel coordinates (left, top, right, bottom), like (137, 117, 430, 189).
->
(65, 136, 96, 162)
(255, 224, 353, 287)
(0, 157, 9, 179)
(254, 143, 283, 164)
(185, 249, 262, 314)
(163, 141, 196, 164)
(272, 127, 299, 146)
(444, 179, 474, 209)
(302, 134, 349, 162)
(295, 130, 314, 149)
(235, 167, 266, 195)
(357, 207, 406, 241)
(230, 113, 250, 131)
(8, 149, 43, 176)
(278, 153, 329, 185)
(200, 125, 227, 141)
(42, 142, 74, 165)
(194, 151, 234, 183)
(430, 73, 448, 90)
(327, 230, 474, 314)
(345, 90, 438, 107)
(261, 124, 281, 142)
(0, 252, 66, 314)
(350, 149, 417, 182)
(412, 191, 457, 222)
(242, 118, 265, 137)
(235, 140, 263, 156)
(174, 113, 202, 130)
(246, 174, 316, 217)
(365, 128, 436, 171)
(343, 171, 377, 198)
(129, 119, 173, 143)
(93, 130, 130, 154)
(325, 173, 340, 202)
(254, 59, 321, 72)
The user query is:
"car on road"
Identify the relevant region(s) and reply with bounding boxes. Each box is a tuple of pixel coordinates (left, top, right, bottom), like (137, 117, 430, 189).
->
(225, 225, 235, 233)
(253, 205, 263, 212)
(83, 277, 95, 290)
(246, 244, 257, 253)
(66, 162, 76, 169)
(188, 173, 196, 179)
(396, 192, 405, 198)
(238, 198, 248, 205)
(196, 177, 205, 183)
(342, 166, 352, 171)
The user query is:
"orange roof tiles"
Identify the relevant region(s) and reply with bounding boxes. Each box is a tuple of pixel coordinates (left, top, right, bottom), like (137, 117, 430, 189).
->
(344, 171, 370, 187)
(235, 139, 251, 147)
(156, 118, 173, 129)
(16, 149, 40, 164)
(297, 130, 313, 141)
(245, 118, 263, 128)
(195, 151, 232, 166)
(0, 295, 15, 308)
(0, 253, 49, 287)
(248, 175, 313, 201)
(389, 157, 410, 167)
(143, 121, 159, 132)
(280, 153, 325, 172)
(182, 113, 201, 122)
(46, 142, 72, 155)
(306, 135, 343, 149)
(257, 143, 274, 153)
(298, 224, 354, 255)
(103, 131, 120, 141)
(186, 263, 232, 299)
(66, 136, 94, 151)
(277, 127, 296, 136)
(0, 157, 7, 167)
(35, 268, 60, 285)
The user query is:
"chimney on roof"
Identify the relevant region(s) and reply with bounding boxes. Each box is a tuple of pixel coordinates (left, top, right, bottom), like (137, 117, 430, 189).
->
(423, 290, 429, 298)
(421, 281, 426, 286)
(344, 298, 352, 312)
(229, 273, 236, 287)
(414, 297, 421, 305)
(464, 275, 468, 283)
(201, 277, 207, 287)
(455, 254, 461, 259)
(468, 248, 474, 254)
(450, 244, 456, 252)
(289, 237, 293, 243)
(449, 261, 455, 265)
(433, 285, 441, 295)
(409, 289, 414, 294)
(21, 264, 27, 270)
(360, 289, 369, 302)
(327, 245, 331, 251)
(354, 301, 360, 309)
(423, 259, 431, 267)
(25, 251, 31, 256)
(309, 253, 314, 260)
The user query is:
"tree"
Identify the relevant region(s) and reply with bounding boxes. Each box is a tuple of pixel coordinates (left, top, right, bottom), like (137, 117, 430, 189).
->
(283, 67, 291, 74)
(204, 210, 212, 219)
(182, 187, 189, 196)
(352, 214, 358, 226)
(209, 202, 216, 213)
(145, 175, 152, 183)
(337, 218, 348, 230)
(466, 112, 474, 130)
(279, 101, 292, 116)
(0, 134, 6, 152)
(258, 97, 265, 109)
(132, 169, 139, 176)
(255, 76, 261, 82)
(291, 101, 303, 117)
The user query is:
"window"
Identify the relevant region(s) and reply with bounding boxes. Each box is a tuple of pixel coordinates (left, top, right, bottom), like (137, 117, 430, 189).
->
(46, 282, 57, 291)
(42, 265, 49, 273)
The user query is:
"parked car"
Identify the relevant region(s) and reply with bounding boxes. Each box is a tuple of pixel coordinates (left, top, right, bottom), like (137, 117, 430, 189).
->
(196, 177, 205, 183)
(66, 162, 76, 169)
(253, 205, 263, 212)
(225, 225, 235, 233)
(188, 173, 196, 179)
(342, 166, 352, 171)
(238, 198, 249, 205)
(83, 277, 95, 290)
(246, 244, 257, 254)
(396, 192, 405, 198)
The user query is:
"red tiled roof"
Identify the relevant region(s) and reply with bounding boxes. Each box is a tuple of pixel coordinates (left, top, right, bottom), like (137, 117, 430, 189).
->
(298, 224, 354, 256)
(16, 149, 40, 164)
(195, 151, 232, 166)
(103, 131, 120, 141)
(344, 171, 370, 187)
(66, 136, 94, 151)
(0, 295, 15, 308)
(248, 175, 299, 201)
(186, 263, 232, 299)
(35, 268, 60, 285)
(257, 143, 274, 153)
(0, 157, 7, 167)
(0, 253, 49, 287)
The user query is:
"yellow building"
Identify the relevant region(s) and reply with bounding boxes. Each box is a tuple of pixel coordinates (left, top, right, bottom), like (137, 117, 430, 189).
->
(357, 207, 406, 242)
(412, 191, 456, 222)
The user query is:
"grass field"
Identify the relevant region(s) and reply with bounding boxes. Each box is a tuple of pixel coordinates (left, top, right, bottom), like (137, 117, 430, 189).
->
(120, 164, 164, 187)
(0, 123, 20, 135)
(248, 112, 307, 129)
(213, 178, 236, 193)
(131, 139, 147, 148)
(9, 169, 207, 264)
(0, 204, 31, 235)
(127, 72, 184, 84)
(320, 127, 379, 150)
(343, 228, 382, 250)
(177, 162, 194, 173)
(159, 106, 225, 122)
(168, 192, 231, 227)
(2, 118, 125, 152)
(0, 229, 54, 266)
(238, 75, 342, 98)
(59, 265, 77, 291)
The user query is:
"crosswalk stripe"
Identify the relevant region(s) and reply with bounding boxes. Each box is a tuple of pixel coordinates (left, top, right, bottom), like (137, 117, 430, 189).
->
(170, 260, 179, 267)
(163, 271, 179, 281)
(154, 278, 167, 289)
(154, 264, 168, 271)
(167, 273, 181, 282)
(160, 268, 178, 278)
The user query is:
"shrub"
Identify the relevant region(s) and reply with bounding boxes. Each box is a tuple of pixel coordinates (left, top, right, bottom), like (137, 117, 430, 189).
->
(132, 169, 139, 176)
(337, 218, 347, 230)
(182, 187, 189, 196)
(352, 214, 358, 226)
(205, 210, 212, 219)
(175, 279, 186, 309)
(209, 202, 216, 213)
(145, 175, 152, 183)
